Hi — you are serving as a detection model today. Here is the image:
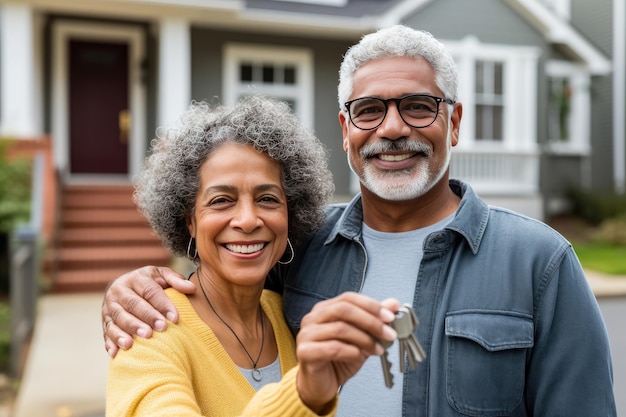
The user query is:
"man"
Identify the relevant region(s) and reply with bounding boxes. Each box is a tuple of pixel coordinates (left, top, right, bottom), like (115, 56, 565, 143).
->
(103, 25, 616, 416)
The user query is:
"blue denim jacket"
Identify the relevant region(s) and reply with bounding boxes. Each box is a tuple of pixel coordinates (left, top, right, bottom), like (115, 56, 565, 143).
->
(272, 179, 616, 416)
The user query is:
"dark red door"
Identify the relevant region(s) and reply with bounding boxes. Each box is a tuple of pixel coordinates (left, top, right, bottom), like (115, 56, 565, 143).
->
(69, 40, 129, 174)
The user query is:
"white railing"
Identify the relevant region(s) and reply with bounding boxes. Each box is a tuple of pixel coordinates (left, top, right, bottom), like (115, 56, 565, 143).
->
(450, 150, 540, 195)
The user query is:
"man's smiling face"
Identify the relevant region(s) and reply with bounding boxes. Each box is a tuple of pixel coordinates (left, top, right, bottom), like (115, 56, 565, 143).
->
(339, 56, 459, 201)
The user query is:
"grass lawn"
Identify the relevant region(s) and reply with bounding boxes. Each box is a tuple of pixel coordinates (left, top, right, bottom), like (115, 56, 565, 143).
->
(549, 215, 626, 276)
(572, 242, 626, 275)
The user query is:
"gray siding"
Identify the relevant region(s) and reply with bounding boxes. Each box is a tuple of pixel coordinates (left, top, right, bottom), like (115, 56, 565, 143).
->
(571, 0, 614, 192)
(313, 41, 356, 195)
(589, 75, 614, 192)
(571, 0, 612, 56)
(190, 28, 355, 195)
(403, 0, 544, 46)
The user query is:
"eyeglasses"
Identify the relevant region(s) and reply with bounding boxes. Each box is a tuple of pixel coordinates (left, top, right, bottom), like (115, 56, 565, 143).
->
(344, 94, 455, 130)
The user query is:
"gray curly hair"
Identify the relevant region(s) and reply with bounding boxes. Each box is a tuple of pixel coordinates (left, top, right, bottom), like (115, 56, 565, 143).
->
(338, 25, 458, 111)
(134, 95, 335, 258)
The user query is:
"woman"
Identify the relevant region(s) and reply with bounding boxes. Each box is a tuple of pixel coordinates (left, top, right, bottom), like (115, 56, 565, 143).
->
(106, 96, 397, 416)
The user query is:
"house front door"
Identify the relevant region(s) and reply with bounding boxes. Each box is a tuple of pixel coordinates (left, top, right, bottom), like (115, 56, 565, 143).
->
(69, 40, 129, 174)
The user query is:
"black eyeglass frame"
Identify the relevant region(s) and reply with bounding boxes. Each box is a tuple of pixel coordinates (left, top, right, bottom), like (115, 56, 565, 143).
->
(344, 94, 456, 131)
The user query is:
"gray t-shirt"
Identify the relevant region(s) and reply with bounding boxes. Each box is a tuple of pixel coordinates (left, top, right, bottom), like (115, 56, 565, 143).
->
(239, 356, 281, 391)
(337, 214, 454, 416)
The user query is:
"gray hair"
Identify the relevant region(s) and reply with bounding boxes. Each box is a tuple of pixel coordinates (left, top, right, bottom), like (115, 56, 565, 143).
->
(338, 25, 458, 111)
(134, 95, 335, 257)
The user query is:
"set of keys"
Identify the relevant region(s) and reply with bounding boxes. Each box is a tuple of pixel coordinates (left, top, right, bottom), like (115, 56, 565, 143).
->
(379, 304, 426, 388)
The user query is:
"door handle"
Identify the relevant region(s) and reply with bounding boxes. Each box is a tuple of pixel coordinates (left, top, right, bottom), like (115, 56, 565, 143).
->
(119, 110, 131, 144)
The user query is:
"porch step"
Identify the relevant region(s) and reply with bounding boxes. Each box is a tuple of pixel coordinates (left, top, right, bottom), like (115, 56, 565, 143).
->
(62, 208, 148, 227)
(48, 184, 172, 293)
(56, 246, 170, 269)
(60, 227, 161, 247)
(63, 187, 139, 208)
(52, 268, 144, 293)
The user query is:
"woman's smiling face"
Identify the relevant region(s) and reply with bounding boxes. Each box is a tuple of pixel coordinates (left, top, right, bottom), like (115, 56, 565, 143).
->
(188, 142, 288, 287)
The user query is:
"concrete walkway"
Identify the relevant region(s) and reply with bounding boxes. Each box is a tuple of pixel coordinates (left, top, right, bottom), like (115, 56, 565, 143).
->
(13, 293, 108, 417)
(12, 272, 626, 417)
(585, 269, 626, 297)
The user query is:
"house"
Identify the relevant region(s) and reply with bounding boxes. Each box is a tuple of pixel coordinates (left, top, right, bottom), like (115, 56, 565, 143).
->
(0, 0, 622, 288)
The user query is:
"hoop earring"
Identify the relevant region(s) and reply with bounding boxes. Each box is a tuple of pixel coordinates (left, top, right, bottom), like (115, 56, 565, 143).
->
(278, 239, 294, 265)
(187, 237, 198, 261)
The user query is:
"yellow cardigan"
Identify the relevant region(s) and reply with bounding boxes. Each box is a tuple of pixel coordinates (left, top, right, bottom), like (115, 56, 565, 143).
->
(106, 288, 336, 416)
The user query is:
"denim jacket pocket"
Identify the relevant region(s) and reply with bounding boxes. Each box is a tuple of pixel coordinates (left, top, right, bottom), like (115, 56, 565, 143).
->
(445, 311, 533, 416)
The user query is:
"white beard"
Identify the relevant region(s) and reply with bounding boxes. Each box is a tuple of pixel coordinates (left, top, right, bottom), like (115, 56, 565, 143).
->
(348, 128, 453, 201)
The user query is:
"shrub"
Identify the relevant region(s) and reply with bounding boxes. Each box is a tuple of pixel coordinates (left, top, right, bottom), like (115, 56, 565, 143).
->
(592, 214, 626, 245)
(565, 187, 626, 225)
(0, 139, 32, 295)
(0, 140, 32, 233)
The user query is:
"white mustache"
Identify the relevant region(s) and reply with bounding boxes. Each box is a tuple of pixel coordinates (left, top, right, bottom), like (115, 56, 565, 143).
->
(360, 140, 432, 159)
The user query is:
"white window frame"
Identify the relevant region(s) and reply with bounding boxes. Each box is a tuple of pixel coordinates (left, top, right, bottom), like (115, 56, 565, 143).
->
(223, 43, 314, 128)
(545, 61, 591, 155)
(474, 60, 505, 142)
(445, 36, 540, 153)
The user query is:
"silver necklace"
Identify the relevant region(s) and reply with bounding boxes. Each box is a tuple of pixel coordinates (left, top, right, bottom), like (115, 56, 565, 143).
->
(196, 269, 266, 382)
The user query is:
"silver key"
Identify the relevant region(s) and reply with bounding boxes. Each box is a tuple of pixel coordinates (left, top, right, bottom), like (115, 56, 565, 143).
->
(392, 305, 426, 373)
(379, 338, 394, 388)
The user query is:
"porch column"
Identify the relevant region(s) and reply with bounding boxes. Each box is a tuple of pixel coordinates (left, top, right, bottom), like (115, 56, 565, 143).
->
(157, 18, 191, 128)
(0, 3, 39, 137)
(614, 0, 626, 194)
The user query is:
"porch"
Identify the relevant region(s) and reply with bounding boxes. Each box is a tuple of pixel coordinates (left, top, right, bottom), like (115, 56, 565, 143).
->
(450, 149, 543, 220)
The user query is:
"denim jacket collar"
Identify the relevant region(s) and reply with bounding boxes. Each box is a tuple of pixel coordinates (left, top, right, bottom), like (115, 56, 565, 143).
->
(324, 179, 489, 254)
(324, 195, 364, 245)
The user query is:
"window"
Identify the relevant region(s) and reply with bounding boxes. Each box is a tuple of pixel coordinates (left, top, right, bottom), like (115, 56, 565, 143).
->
(545, 61, 590, 154)
(445, 36, 540, 152)
(445, 37, 542, 195)
(548, 77, 572, 142)
(475, 61, 504, 141)
(223, 44, 313, 128)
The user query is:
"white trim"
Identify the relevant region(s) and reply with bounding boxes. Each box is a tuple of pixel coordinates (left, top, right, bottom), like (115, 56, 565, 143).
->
(506, 0, 611, 75)
(446, 36, 540, 153)
(544, 61, 591, 156)
(157, 18, 191, 129)
(33, 12, 45, 139)
(614, 0, 626, 193)
(0, 4, 39, 136)
(51, 20, 146, 181)
(223, 43, 314, 128)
